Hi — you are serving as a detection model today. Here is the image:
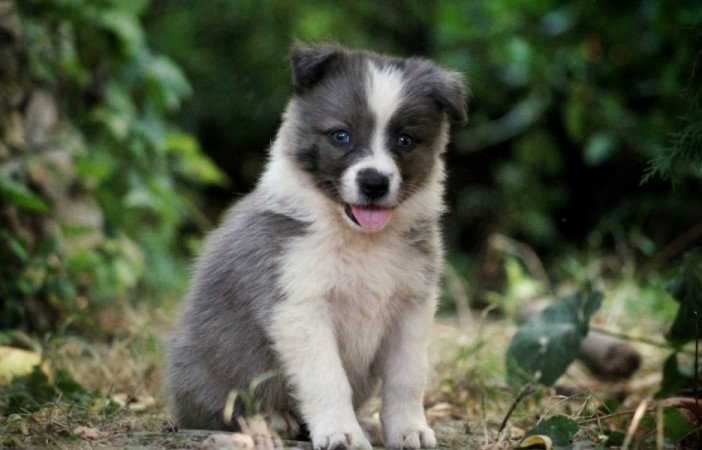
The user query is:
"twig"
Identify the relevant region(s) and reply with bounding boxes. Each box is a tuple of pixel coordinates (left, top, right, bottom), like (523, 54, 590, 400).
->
(444, 264, 474, 327)
(579, 408, 652, 425)
(656, 406, 664, 450)
(589, 326, 696, 355)
(456, 89, 551, 153)
(497, 384, 535, 435)
(489, 234, 550, 287)
(621, 399, 650, 450)
(695, 310, 700, 443)
(645, 220, 702, 273)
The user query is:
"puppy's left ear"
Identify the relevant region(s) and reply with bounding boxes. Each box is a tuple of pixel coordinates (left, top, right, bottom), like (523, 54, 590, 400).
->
(431, 70, 469, 127)
(290, 43, 343, 93)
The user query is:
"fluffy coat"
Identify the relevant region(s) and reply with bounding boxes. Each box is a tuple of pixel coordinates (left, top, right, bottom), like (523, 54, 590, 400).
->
(166, 43, 468, 450)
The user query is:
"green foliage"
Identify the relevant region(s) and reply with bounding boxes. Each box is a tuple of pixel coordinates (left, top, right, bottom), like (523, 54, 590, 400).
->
(657, 251, 702, 398)
(644, 54, 702, 185)
(223, 371, 276, 425)
(0, 0, 224, 330)
(437, 0, 702, 248)
(506, 290, 603, 387)
(143, 0, 702, 257)
(523, 415, 579, 447)
(0, 234, 76, 329)
(0, 173, 48, 213)
(640, 408, 695, 446)
(657, 353, 697, 400)
(0, 366, 96, 415)
(666, 251, 702, 344)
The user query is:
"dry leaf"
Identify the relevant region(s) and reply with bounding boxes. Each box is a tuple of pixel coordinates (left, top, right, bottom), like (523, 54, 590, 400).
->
(426, 402, 463, 423)
(111, 393, 156, 411)
(73, 426, 109, 440)
(0, 346, 50, 384)
(519, 434, 553, 449)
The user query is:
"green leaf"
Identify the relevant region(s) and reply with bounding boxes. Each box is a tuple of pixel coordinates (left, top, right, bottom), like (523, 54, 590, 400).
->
(506, 290, 603, 387)
(0, 174, 48, 212)
(661, 407, 694, 443)
(0, 231, 29, 262)
(144, 55, 192, 111)
(640, 407, 694, 444)
(523, 415, 579, 447)
(164, 132, 228, 186)
(96, 9, 144, 56)
(656, 353, 696, 399)
(667, 251, 702, 344)
(583, 133, 616, 166)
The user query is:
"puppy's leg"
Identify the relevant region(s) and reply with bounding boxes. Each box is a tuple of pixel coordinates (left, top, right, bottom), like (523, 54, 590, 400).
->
(270, 297, 372, 450)
(379, 300, 437, 449)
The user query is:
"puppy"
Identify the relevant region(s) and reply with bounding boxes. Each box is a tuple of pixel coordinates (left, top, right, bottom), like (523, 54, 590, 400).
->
(166, 43, 468, 450)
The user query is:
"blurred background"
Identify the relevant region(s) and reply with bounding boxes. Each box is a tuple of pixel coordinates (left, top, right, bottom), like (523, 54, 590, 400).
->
(1, 0, 701, 332)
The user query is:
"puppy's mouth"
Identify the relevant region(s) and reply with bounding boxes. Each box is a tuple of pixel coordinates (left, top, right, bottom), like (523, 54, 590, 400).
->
(344, 204, 393, 231)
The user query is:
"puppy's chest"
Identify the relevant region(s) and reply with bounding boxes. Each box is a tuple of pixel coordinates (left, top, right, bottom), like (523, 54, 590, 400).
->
(281, 228, 431, 365)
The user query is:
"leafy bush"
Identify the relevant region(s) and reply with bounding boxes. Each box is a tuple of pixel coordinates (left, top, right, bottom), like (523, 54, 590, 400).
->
(144, 0, 702, 259)
(0, 0, 224, 331)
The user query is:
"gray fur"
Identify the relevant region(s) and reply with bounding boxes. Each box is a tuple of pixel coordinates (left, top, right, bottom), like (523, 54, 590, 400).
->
(166, 189, 308, 429)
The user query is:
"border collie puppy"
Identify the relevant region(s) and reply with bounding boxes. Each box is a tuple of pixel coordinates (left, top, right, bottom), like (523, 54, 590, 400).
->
(166, 43, 468, 450)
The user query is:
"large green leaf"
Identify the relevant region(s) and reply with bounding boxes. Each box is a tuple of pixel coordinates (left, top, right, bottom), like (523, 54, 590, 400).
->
(656, 353, 697, 399)
(640, 407, 695, 444)
(523, 415, 579, 447)
(667, 251, 702, 344)
(506, 290, 603, 387)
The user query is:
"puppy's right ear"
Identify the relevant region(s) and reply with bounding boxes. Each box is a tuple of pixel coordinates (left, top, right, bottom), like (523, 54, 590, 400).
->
(290, 43, 342, 93)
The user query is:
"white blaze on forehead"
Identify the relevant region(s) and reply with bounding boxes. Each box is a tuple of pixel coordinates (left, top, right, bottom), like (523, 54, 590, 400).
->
(339, 62, 407, 208)
(344, 61, 405, 199)
(366, 62, 406, 129)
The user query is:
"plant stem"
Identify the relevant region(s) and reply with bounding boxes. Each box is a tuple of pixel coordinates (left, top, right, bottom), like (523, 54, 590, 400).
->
(694, 310, 700, 443)
(621, 400, 650, 450)
(498, 383, 535, 435)
(579, 408, 651, 425)
(590, 326, 696, 355)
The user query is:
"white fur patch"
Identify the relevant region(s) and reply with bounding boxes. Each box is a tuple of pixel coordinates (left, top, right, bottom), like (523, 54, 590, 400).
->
(366, 62, 406, 129)
(366, 62, 405, 187)
(269, 213, 435, 448)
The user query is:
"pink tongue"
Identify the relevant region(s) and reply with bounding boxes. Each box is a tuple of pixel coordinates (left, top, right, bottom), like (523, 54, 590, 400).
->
(351, 205, 392, 230)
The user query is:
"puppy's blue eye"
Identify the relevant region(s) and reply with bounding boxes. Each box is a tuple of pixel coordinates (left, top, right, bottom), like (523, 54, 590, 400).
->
(396, 134, 414, 150)
(330, 130, 351, 146)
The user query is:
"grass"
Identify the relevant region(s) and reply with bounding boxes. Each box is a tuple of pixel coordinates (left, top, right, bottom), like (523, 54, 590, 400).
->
(0, 252, 697, 448)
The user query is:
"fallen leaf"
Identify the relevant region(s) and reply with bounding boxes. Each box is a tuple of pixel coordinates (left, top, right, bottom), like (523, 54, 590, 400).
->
(426, 402, 463, 423)
(111, 393, 156, 411)
(31, 407, 64, 425)
(5, 414, 28, 436)
(520, 434, 553, 449)
(73, 426, 109, 440)
(0, 346, 50, 384)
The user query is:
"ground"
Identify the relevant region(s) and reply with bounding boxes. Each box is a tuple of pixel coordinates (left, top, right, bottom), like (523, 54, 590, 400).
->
(0, 279, 696, 449)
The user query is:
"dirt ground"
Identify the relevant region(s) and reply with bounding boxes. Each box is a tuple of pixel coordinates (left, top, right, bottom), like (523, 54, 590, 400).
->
(0, 312, 672, 449)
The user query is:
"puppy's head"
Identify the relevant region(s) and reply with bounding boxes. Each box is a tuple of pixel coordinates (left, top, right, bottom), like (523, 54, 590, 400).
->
(286, 43, 468, 231)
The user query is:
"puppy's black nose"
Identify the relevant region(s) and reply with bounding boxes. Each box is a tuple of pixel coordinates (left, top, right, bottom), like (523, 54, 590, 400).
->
(357, 168, 390, 200)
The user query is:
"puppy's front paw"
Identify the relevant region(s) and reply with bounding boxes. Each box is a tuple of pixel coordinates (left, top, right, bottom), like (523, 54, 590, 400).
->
(385, 425, 436, 449)
(313, 430, 373, 450)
